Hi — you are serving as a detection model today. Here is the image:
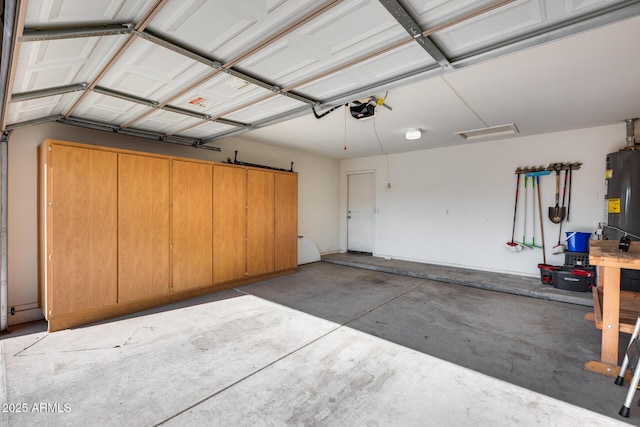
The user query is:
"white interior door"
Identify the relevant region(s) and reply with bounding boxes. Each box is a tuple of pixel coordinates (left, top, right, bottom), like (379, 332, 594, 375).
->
(347, 172, 374, 254)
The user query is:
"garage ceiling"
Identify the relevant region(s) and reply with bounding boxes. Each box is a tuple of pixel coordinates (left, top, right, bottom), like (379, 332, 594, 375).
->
(1, 0, 640, 159)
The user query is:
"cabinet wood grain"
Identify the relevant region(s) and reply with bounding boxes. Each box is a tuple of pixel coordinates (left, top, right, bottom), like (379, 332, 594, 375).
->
(275, 173, 298, 271)
(247, 169, 275, 276)
(213, 165, 246, 283)
(49, 144, 118, 315)
(172, 160, 213, 292)
(118, 153, 170, 302)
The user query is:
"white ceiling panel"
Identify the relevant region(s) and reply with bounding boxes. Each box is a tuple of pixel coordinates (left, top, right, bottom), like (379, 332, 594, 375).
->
(12, 36, 129, 93)
(71, 92, 150, 125)
(236, 0, 410, 88)
(221, 95, 307, 123)
(402, 0, 500, 29)
(24, 0, 158, 26)
(147, 0, 323, 62)
(296, 42, 436, 100)
(433, 0, 630, 58)
(147, 0, 280, 58)
(549, 0, 625, 20)
(170, 73, 273, 117)
(132, 109, 203, 135)
(6, 92, 82, 124)
(177, 121, 240, 140)
(97, 38, 213, 102)
(433, 0, 545, 57)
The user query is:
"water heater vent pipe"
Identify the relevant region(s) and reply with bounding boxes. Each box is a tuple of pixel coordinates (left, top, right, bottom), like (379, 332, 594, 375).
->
(626, 118, 638, 146)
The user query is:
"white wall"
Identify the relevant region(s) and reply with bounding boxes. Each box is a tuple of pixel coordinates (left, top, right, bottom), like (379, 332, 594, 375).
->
(340, 123, 625, 277)
(6, 123, 339, 325)
(5, 120, 628, 327)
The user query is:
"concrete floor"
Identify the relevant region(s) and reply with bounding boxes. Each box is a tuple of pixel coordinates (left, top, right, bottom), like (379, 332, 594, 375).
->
(0, 257, 636, 426)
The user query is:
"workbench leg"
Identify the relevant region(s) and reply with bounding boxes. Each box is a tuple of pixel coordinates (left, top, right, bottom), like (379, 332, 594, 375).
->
(602, 266, 621, 365)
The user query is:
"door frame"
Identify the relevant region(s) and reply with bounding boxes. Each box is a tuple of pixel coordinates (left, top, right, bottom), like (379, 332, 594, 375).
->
(345, 170, 376, 255)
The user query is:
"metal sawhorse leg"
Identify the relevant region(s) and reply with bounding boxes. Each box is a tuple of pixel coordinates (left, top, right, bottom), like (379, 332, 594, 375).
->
(616, 315, 640, 417)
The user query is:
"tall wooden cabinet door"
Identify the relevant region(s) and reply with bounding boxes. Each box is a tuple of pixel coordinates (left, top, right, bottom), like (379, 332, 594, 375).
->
(118, 153, 170, 302)
(172, 160, 213, 292)
(49, 145, 118, 315)
(247, 169, 275, 276)
(274, 173, 298, 271)
(213, 165, 246, 284)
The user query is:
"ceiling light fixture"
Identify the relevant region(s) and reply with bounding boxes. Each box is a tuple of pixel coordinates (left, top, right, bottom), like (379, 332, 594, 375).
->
(455, 123, 519, 141)
(405, 128, 421, 140)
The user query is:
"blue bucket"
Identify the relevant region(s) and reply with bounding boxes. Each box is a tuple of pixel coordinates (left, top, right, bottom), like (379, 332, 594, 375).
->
(565, 232, 591, 252)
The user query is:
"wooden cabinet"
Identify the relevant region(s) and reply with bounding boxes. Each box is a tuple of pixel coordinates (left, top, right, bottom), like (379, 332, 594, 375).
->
(213, 165, 246, 284)
(247, 169, 275, 276)
(275, 173, 298, 271)
(45, 144, 118, 316)
(39, 139, 297, 331)
(118, 153, 171, 302)
(172, 160, 213, 292)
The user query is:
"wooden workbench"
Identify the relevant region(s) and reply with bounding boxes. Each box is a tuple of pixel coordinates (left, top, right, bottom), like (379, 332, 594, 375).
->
(585, 240, 640, 378)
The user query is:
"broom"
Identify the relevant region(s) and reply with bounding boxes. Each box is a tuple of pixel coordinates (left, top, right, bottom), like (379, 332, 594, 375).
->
(505, 172, 524, 252)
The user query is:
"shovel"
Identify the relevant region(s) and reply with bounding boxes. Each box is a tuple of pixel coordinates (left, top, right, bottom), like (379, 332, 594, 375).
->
(548, 164, 566, 224)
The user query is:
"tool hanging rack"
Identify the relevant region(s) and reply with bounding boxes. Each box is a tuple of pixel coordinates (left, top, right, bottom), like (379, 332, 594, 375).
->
(514, 162, 582, 174)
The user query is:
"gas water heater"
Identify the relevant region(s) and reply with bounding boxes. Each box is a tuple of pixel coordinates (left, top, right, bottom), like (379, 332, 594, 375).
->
(604, 118, 640, 291)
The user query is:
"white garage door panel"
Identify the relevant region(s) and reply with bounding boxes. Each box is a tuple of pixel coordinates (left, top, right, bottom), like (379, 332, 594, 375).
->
(236, 0, 409, 87)
(171, 74, 273, 116)
(7, 93, 82, 124)
(148, 0, 262, 57)
(222, 96, 305, 123)
(25, 0, 157, 26)
(72, 92, 150, 125)
(296, 43, 435, 99)
(149, 0, 321, 61)
(402, 0, 498, 29)
(432, 0, 629, 57)
(12, 36, 129, 93)
(133, 109, 202, 134)
(99, 38, 212, 102)
(434, 0, 545, 57)
(178, 121, 238, 139)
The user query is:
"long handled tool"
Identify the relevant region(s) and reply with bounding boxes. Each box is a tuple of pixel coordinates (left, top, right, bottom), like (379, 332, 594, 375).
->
(531, 176, 537, 248)
(505, 172, 524, 252)
(522, 175, 529, 246)
(520, 171, 550, 252)
(536, 175, 547, 264)
(552, 169, 569, 254)
(566, 164, 572, 221)
(548, 163, 566, 223)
